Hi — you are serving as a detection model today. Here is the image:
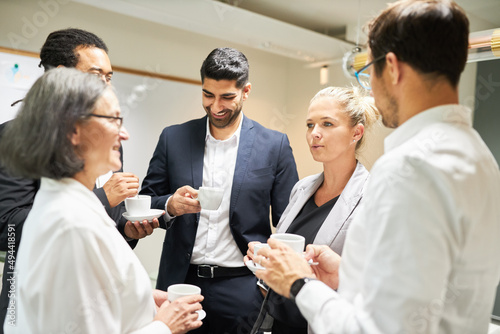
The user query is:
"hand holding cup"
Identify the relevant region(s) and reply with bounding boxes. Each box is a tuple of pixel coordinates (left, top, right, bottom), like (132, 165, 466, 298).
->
(195, 187, 224, 210)
(154, 285, 204, 334)
(167, 186, 201, 217)
(254, 237, 314, 298)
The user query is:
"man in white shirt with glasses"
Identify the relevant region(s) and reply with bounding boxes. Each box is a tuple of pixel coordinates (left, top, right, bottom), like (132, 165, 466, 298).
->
(254, 1, 500, 333)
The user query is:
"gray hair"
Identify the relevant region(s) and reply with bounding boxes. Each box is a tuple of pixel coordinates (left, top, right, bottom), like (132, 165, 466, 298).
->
(0, 67, 108, 179)
(310, 86, 380, 153)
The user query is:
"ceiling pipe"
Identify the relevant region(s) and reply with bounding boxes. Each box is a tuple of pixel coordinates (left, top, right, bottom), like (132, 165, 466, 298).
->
(338, 28, 500, 79)
(468, 29, 500, 63)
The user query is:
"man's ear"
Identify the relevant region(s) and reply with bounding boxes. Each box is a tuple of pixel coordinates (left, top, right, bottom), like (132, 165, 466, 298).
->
(242, 82, 251, 101)
(385, 52, 401, 86)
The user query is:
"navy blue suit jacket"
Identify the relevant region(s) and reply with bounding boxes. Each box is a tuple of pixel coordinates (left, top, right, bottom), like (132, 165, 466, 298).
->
(141, 115, 298, 289)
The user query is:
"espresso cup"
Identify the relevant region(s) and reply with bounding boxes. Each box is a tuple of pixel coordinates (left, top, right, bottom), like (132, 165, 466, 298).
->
(197, 187, 224, 210)
(253, 243, 270, 257)
(253, 243, 270, 269)
(167, 284, 202, 302)
(270, 233, 305, 253)
(125, 195, 151, 216)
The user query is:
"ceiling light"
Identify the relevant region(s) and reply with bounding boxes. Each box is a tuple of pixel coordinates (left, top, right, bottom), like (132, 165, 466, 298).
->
(320, 65, 329, 85)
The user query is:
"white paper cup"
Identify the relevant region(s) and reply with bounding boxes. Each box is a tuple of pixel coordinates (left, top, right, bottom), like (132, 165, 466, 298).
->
(197, 187, 224, 210)
(270, 233, 305, 253)
(125, 195, 151, 216)
(167, 284, 201, 302)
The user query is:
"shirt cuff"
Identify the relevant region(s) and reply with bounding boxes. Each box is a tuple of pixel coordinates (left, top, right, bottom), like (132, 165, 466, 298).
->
(129, 320, 171, 334)
(148, 320, 172, 334)
(295, 280, 339, 324)
(164, 197, 176, 221)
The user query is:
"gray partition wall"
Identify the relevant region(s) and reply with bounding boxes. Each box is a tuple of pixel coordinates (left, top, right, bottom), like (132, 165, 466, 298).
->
(473, 59, 500, 165)
(493, 285, 500, 321)
(473, 59, 500, 320)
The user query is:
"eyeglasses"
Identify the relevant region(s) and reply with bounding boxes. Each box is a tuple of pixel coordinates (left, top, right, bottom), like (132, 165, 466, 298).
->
(354, 54, 386, 90)
(89, 113, 123, 129)
(89, 72, 113, 83)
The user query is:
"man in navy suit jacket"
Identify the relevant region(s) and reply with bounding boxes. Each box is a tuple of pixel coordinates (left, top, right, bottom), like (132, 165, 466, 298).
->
(141, 48, 298, 333)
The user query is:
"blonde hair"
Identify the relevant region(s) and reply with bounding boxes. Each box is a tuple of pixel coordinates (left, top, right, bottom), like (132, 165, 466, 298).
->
(310, 86, 380, 153)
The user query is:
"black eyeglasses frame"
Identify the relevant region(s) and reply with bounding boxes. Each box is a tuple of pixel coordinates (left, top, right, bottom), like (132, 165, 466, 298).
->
(89, 113, 123, 128)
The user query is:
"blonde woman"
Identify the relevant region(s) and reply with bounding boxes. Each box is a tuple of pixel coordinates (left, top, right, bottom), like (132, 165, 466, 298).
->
(247, 86, 379, 334)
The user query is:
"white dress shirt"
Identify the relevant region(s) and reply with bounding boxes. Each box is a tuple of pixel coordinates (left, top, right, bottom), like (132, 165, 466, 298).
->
(95, 170, 113, 188)
(190, 116, 244, 267)
(296, 105, 500, 334)
(5, 178, 170, 334)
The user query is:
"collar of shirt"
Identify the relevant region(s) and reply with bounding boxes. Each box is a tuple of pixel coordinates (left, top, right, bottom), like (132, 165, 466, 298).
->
(384, 104, 472, 153)
(95, 170, 113, 188)
(41, 177, 116, 229)
(205, 113, 244, 146)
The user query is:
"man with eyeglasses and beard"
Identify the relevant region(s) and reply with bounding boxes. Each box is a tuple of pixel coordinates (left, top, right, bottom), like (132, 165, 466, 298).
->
(253, 1, 500, 333)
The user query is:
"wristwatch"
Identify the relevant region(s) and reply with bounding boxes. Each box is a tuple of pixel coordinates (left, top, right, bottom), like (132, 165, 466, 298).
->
(289, 277, 315, 303)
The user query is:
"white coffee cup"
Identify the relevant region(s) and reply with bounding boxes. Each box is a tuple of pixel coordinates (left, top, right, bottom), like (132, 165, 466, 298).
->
(253, 243, 270, 257)
(125, 195, 151, 216)
(253, 243, 270, 269)
(197, 187, 224, 210)
(167, 284, 202, 302)
(270, 233, 305, 253)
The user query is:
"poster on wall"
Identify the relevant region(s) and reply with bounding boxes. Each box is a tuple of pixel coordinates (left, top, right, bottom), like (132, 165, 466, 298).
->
(0, 51, 44, 124)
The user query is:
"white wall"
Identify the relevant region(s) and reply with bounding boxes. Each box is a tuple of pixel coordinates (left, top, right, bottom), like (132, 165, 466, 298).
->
(0, 0, 479, 277)
(0, 0, 294, 276)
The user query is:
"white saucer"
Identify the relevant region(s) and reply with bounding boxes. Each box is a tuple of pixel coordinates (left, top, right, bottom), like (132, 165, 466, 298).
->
(196, 309, 206, 321)
(122, 209, 163, 222)
(308, 258, 319, 266)
(245, 260, 265, 274)
(245, 258, 317, 274)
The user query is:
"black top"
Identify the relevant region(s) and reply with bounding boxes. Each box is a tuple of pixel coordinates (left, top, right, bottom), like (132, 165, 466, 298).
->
(268, 193, 340, 333)
(286, 194, 339, 246)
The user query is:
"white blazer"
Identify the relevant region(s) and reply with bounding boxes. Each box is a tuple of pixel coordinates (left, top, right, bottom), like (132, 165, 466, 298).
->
(276, 161, 369, 255)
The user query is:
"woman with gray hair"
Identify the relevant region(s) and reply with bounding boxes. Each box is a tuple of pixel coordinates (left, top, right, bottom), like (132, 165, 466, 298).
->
(0, 68, 203, 334)
(246, 86, 379, 334)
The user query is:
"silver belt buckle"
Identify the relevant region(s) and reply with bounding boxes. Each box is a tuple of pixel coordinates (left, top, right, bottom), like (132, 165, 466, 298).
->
(197, 264, 217, 278)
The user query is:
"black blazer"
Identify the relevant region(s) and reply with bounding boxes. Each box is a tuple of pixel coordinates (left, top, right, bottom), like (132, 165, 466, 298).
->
(140, 115, 299, 289)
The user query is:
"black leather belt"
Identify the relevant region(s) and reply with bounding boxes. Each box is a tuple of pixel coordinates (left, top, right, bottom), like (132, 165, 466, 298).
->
(189, 264, 251, 279)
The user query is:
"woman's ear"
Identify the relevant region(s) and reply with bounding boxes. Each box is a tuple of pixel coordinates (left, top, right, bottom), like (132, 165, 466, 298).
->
(70, 123, 82, 146)
(353, 123, 365, 142)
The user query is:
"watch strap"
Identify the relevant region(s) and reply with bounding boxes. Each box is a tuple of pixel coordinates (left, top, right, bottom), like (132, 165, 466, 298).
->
(289, 277, 314, 302)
